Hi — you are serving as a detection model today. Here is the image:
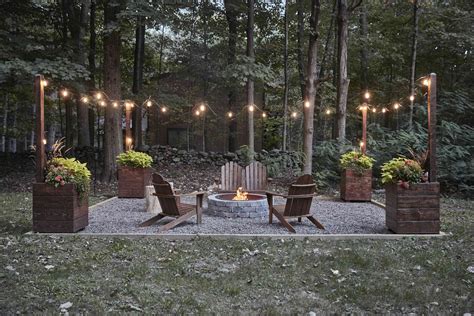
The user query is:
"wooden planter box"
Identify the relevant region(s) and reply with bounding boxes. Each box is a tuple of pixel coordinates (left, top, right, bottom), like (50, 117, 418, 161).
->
(340, 169, 372, 201)
(33, 183, 88, 233)
(118, 167, 152, 198)
(385, 182, 440, 234)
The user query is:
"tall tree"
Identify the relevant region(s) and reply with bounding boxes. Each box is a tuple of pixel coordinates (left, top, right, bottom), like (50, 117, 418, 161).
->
(408, 0, 419, 130)
(282, 0, 289, 151)
(132, 16, 145, 150)
(296, 0, 306, 99)
(334, 0, 361, 141)
(303, 0, 321, 174)
(88, 0, 96, 146)
(359, 1, 368, 93)
(102, 0, 123, 182)
(246, 0, 255, 157)
(224, 0, 239, 152)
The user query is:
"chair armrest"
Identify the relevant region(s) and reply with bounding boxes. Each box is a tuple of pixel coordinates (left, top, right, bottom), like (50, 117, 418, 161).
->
(285, 194, 317, 199)
(265, 191, 286, 198)
(181, 191, 207, 197)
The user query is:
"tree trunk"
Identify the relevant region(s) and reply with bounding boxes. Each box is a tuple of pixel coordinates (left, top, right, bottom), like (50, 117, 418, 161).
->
(1, 94, 7, 153)
(148, 25, 164, 145)
(65, 98, 74, 149)
(224, 0, 238, 152)
(408, 0, 419, 130)
(132, 16, 145, 150)
(303, 0, 321, 174)
(335, 0, 350, 141)
(88, 0, 96, 146)
(282, 0, 289, 151)
(102, 0, 123, 182)
(296, 0, 306, 99)
(359, 1, 368, 93)
(246, 0, 255, 158)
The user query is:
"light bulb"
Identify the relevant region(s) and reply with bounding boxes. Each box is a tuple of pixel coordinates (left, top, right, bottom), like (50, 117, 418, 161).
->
(372, 108, 376, 113)
(82, 97, 88, 103)
(95, 92, 102, 100)
(100, 101, 106, 107)
(161, 107, 167, 113)
(364, 91, 370, 100)
(423, 79, 430, 86)
(326, 109, 331, 115)
(394, 103, 400, 110)
(199, 104, 206, 112)
(195, 110, 200, 116)
(409, 95, 415, 101)
(61, 89, 68, 97)
(146, 100, 152, 107)
(360, 141, 364, 147)
(291, 112, 297, 118)
(262, 112, 267, 118)
(227, 112, 233, 118)
(42, 139, 47, 145)
(382, 108, 387, 113)
(126, 137, 132, 144)
(304, 101, 310, 108)
(248, 105, 255, 112)
(112, 101, 118, 107)
(42, 80, 48, 87)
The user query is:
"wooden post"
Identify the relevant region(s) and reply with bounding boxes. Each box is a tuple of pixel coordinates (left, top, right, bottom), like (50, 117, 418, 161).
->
(35, 75, 46, 183)
(361, 106, 367, 154)
(427, 73, 437, 182)
(125, 103, 132, 151)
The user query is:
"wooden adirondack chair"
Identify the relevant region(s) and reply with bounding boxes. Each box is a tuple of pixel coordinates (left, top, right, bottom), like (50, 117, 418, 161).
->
(217, 161, 244, 192)
(266, 174, 325, 233)
(243, 161, 270, 193)
(139, 174, 205, 233)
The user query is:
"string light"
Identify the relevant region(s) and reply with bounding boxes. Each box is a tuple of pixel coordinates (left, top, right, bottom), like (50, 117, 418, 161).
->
(382, 108, 387, 113)
(360, 105, 368, 111)
(126, 137, 132, 145)
(227, 112, 233, 118)
(304, 101, 310, 108)
(61, 89, 68, 97)
(112, 101, 118, 108)
(423, 78, 430, 86)
(248, 105, 255, 112)
(409, 95, 415, 101)
(360, 141, 364, 148)
(199, 104, 206, 112)
(42, 139, 47, 145)
(326, 109, 331, 115)
(81, 97, 88, 103)
(41, 80, 48, 87)
(99, 100, 106, 107)
(195, 110, 200, 116)
(161, 107, 167, 113)
(394, 103, 400, 110)
(291, 111, 297, 118)
(364, 91, 370, 100)
(372, 108, 376, 113)
(146, 100, 152, 107)
(95, 92, 102, 100)
(262, 112, 267, 118)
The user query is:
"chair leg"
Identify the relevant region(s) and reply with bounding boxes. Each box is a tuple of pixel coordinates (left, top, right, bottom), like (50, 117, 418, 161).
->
(307, 215, 325, 230)
(268, 208, 273, 224)
(271, 209, 296, 233)
(158, 211, 196, 233)
(139, 213, 165, 227)
(298, 217, 302, 222)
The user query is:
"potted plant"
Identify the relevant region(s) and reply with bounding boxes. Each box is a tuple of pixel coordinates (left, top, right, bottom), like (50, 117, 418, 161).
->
(33, 157, 91, 233)
(339, 151, 375, 201)
(117, 150, 153, 198)
(381, 157, 440, 234)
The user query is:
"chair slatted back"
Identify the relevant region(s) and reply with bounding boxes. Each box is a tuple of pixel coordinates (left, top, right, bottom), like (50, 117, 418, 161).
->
(283, 174, 316, 217)
(152, 174, 181, 216)
(220, 162, 244, 192)
(243, 161, 268, 192)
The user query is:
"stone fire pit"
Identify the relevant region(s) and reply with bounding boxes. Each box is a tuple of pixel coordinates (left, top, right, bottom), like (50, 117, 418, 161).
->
(207, 193, 268, 218)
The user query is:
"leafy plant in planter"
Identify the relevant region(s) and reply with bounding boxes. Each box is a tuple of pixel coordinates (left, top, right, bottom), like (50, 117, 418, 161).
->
(116, 151, 153, 198)
(381, 157, 423, 189)
(33, 157, 91, 233)
(381, 157, 440, 234)
(339, 151, 375, 201)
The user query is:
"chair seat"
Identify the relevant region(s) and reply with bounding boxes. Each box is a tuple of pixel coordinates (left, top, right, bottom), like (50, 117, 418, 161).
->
(272, 204, 311, 218)
(162, 203, 195, 217)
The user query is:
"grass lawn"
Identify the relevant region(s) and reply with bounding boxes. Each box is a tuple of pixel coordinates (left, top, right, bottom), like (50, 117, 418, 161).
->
(0, 192, 473, 314)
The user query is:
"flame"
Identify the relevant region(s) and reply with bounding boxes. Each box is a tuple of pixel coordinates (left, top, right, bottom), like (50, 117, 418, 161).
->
(232, 187, 248, 201)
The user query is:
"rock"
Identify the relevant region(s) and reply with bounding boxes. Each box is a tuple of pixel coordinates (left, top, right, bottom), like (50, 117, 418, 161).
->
(172, 158, 181, 163)
(59, 302, 73, 310)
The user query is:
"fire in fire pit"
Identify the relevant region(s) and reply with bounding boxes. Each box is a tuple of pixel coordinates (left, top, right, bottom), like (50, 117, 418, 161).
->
(232, 187, 248, 201)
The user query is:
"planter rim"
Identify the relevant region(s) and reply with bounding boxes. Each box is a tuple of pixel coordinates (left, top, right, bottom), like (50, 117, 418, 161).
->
(118, 166, 153, 170)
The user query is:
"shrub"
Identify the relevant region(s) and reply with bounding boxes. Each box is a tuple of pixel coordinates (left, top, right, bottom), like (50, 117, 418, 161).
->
(381, 157, 423, 188)
(340, 151, 375, 173)
(116, 150, 153, 168)
(45, 158, 91, 198)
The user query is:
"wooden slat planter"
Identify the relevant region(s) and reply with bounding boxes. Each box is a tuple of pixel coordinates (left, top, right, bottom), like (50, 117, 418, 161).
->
(385, 182, 440, 234)
(33, 183, 88, 233)
(118, 167, 152, 198)
(340, 169, 372, 202)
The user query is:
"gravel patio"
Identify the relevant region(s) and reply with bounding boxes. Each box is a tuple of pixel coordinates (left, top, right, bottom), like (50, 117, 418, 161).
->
(80, 196, 390, 235)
